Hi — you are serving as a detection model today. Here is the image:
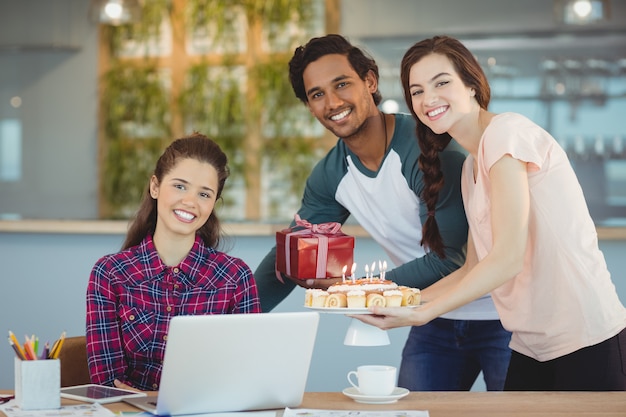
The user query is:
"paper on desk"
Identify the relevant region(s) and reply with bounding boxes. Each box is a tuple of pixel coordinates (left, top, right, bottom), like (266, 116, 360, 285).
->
(182, 413, 276, 417)
(0, 401, 115, 417)
(125, 412, 277, 417)
(283, 408, 429, 417)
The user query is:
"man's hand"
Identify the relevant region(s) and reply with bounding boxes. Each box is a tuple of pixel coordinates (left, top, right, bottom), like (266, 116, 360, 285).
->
(284, 275, 342, 290)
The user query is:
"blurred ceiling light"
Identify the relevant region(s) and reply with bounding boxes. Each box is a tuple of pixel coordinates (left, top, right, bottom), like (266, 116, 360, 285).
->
(572, 0, 593, 17)
(90, 0, 142, 26)
(381, 99, 400, 114)
(563, 59, 583, 71)
(541, 59, 559, 72)
(10, 97, 22, 108)
(554, 82, 566, 95)
(554, 0, 610, 25)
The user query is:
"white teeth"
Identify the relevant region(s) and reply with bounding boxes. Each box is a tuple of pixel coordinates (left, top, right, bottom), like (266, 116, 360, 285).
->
(330, 109, 351, 121)
(428, 107, 446, 117)
(174, 210, 194, 220)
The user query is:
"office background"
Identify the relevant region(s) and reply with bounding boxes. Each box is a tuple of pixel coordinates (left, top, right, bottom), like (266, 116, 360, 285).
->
(1, 0, 625, 222)
(1, 0, 625, 391)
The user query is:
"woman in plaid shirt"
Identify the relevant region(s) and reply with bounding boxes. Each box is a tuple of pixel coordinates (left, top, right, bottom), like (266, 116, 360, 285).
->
(86, 133, 261, 391)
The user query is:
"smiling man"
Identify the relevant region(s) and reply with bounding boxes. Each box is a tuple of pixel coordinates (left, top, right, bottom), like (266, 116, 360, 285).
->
(253, 34, 512, 392)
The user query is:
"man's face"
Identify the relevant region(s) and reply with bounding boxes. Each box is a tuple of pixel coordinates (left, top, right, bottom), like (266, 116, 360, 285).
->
(302, 53, 378, 140)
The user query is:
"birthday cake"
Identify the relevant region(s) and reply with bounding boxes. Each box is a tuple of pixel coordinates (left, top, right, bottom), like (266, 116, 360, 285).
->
(305, 278, 420, 309)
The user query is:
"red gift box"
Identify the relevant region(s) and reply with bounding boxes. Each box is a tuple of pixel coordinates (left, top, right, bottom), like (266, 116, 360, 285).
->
(276, 215, 354, 280)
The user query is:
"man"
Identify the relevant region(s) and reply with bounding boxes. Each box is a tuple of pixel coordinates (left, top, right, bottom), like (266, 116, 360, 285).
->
(254, 34, 511, 391)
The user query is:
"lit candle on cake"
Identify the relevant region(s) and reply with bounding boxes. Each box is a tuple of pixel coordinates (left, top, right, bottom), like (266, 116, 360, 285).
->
(371, 261, 376, 281)
(381, 260, 387, 280)
(364, 264, 369, 280)
(342, 265, 347, 283)
(350, 262, 356, 283)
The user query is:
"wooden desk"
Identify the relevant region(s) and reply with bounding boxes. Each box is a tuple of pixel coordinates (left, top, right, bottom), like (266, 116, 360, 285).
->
(301, 391, 626, 416)
(3, 391, 626, 417)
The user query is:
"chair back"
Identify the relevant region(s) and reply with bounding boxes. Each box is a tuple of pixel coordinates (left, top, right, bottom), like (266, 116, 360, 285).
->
(57, 336, 91, 387)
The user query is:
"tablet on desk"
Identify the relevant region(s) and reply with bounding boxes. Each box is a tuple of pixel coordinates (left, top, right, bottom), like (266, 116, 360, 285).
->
(60, 384, 147, 404)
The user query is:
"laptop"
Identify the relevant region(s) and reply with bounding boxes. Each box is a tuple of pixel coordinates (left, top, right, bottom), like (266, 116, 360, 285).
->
(124, 311, 319, 416)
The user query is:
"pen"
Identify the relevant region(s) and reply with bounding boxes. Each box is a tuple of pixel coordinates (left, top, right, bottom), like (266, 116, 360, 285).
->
(40, 341, 50, 360)
(23, 338, 37, 360)
(0, 395, 15, 405)
(48, 339, 59, 359)
(8, 331, 26, 360)
(49, 331, 66, 359)
(8, 337, 26, 360)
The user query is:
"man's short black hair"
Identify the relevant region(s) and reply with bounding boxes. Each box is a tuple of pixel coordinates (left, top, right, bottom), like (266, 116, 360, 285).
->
(288, 34, 382, 105)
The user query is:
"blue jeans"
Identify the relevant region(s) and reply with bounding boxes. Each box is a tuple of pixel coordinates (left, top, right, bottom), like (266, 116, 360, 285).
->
(398, 318, 512, 391)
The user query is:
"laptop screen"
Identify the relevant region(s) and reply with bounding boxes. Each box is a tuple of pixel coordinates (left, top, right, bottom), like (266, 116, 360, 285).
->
(126, 311, 319, 416)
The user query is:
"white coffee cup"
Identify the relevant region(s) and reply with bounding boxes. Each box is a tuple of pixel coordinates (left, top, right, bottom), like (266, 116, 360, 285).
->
(347, 365, 396, 396)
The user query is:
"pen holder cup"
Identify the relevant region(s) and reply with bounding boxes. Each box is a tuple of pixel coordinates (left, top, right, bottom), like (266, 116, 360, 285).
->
(14, 358, 60, 410)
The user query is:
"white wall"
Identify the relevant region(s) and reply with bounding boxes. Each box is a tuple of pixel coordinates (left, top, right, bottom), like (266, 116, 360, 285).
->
(0, 0, 100, 219)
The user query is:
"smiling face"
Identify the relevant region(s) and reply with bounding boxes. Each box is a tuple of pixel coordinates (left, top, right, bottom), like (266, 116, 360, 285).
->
(407, 53, 477, 136)
(150, 157, 218, 241)
(302, 53, 379, 140)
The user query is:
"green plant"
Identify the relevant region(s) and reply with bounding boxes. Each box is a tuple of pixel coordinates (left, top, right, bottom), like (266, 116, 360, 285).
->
(107, 0, 172, 56)
(252, 59, 321, 196)
(100, 62, 171, 218)
(186, 0, 316, 45)
(178, 60, 246, 174)
(103, 137, 165, 218)
(181, 0, 323, 214)
(99, 0, 325, 220)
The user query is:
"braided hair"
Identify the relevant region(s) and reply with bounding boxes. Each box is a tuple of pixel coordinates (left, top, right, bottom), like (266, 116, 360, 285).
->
(400, 35, 490, 257)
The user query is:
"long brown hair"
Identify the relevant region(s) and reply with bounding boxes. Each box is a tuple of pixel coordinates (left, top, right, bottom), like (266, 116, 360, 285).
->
(122, 133, 230, 250)
(400, 35, 490, 257)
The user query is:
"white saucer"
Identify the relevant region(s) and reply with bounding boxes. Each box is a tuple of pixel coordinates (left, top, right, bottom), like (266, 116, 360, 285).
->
(342, 387, 409, 404)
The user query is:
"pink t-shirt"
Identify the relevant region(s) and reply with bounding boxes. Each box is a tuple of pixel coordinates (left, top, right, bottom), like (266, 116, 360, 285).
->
(462, 112, 626, 361)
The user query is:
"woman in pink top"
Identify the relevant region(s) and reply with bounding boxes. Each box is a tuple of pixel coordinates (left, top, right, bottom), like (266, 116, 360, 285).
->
(354, 35, 626, 391)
